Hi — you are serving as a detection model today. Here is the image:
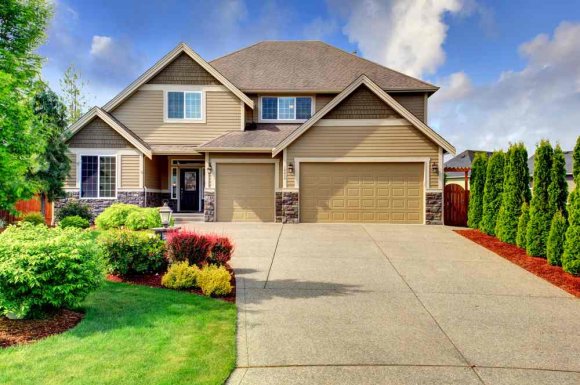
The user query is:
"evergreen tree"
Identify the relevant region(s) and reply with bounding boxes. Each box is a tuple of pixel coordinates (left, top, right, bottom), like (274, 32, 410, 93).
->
(516, 202, 530, 249)
(480, 151, 505, 236)
(548, 145, 569, 217)
(547, 211, 567, 266)
(563, 137, 580, 275)
(574, 136, 580, 183)
(467, 152, 488, 229)
(496, 143, 531, 243)
(526, 140, 554, 257)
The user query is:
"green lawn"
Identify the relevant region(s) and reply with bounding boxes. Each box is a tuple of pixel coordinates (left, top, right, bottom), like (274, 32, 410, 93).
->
(0, 282, 237, 385)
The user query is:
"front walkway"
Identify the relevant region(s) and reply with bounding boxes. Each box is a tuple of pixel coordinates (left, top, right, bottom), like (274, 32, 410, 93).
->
(184, 223, 580, 385)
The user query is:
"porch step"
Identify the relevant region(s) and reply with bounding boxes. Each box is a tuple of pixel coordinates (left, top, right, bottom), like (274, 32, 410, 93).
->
(172, 213, 205, 223)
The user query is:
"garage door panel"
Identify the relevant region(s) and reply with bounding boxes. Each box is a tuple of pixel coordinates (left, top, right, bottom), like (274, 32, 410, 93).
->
(216, 163, 275, 222)
(300, 162, 423, 224)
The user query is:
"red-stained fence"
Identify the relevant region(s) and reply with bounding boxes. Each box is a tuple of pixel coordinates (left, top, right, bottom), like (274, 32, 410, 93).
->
(0, 195, 53, 225)
(444, 184, 469, 227)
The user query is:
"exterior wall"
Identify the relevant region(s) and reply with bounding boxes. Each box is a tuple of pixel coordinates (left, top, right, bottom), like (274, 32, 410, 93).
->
(286, 124, 440, 189)
(276, 191, 299, 223)
(68, 117, 132, 148)
(315, 94, 334, 112)
(147, 53, 219, 85)
(144, 155, 169, 190)
(391, 93, 426, 122)
(325, 86, 401, 120)
(120, 155, 140, 188)
(207, 152, 283, 189)
(425, 191, 443, 225)
(111, 90, 241, 145)
(64, 152, 77, 188)
(204, 190, 215, 222)
(55, 191, 146, 220)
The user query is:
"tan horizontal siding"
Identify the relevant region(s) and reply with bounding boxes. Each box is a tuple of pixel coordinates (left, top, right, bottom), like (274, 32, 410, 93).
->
(315, 94, 335, 112)
(121, 155, 140, 188)
(147, 53, 219, 85)
(65, 152, 77, 188)
(287, 124, 439, 189)
(68, 117, 133, 148)
(144, 155, 169, 190)
(392, 93, 426, 122)
(111, 90, 241, 145)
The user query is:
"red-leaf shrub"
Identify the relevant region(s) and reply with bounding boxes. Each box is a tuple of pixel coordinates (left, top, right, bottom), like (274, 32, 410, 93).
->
(166, 231, 234, 267)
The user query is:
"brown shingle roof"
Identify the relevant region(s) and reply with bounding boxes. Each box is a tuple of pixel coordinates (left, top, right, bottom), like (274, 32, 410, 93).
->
(210, 41, 438, 92)
(198, 124, 300, 149)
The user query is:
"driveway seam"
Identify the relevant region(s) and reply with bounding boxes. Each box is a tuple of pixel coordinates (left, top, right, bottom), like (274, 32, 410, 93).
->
(361, 225, 486, 385)
(263, 224, 284, 289)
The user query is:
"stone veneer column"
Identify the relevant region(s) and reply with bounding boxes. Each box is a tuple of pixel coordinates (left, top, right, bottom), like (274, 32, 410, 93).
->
(276, 191, 299, 223)
(204, 191, 215, 222)
(425, 191, 443, 225)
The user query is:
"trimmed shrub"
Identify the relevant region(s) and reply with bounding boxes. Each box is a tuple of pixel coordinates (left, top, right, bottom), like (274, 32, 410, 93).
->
(21, 212, 45, 226)
(496, 143, 531, 244)
(95, 203, 140, 230)
(0, 223, 105, 319)
(195, 265, 232, 296)
(547, 211, 567, 266)
(527, 140, 554, 257)
(467, 152, 488, 229)
(516, 202, 530, 249)
(166, 231, 213, 266)
(563, 190, 580, 275)
(125, 208, 162, 230)
(480, 151, 505, 236)
(56, 200, 92, 222)
(99, 230, 166, 275)
(548, 145, 569, 218)
(207, 235, 234, 266)
(59, 215, 90, 229)
(161, 262, 199, 290)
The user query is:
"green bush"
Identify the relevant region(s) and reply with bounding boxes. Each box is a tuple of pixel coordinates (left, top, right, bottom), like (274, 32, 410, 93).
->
(95, 203, 140, 230)
(99, 229, 166, 275)
(21, 212, 45, 226)
(161, 262, 199, 290)
(516, 202, 530, 249)
(59, 215, 90, 229)
(527, 140, 554, 257)
(467, 152, 488, 229)
(563, 190, 580, 275)
(547, 211, 567, 266)
(56, 200, 92, 222)
(125, 208, 162, 230)
(0, 223, 106, 319)
(548, 145, 569, 217)
(195, 265, 233, 296)
(480, 151, 505, 236)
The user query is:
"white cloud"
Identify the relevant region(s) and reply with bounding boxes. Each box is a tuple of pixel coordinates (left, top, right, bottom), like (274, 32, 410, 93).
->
(90, 35, 113, 57)
(430, 22, 580, 153)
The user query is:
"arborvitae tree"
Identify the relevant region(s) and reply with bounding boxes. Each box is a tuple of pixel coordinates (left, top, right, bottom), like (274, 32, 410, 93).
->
(467, 152, 488, 229)
(574, 136, 580, 183)
(547, 211, 567, 266)
(526, 140, 554, 257)
(480, 151, 505, 235)
(563, 136, 580, 275)
(548, 145, 569, 218)
(496, 143, 531, 243)
(516, 202, 530, 249)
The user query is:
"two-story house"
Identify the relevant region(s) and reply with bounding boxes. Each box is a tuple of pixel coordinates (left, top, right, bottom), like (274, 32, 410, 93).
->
(59, 41, 455, 224)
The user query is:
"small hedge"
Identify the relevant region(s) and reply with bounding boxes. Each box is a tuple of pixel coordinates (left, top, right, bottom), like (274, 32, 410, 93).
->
(196, 265, 232, 296)
(162, 262, 199, 290)
(0, 223, 105, 319)
(59, 215, 90, 229)
(99, 230, 166, 275)
(166, 231, 234, 267)
(56, 200, 92, 222)
(95, 203, 141, 230)
(21, 212, 45, 226)
(125, 208, 162, 230)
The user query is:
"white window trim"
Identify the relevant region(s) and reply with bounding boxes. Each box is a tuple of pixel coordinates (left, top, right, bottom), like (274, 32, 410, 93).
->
(79, 154, 118, 200)
(164, 90, 206, 123)
(258, 96, 315, 123)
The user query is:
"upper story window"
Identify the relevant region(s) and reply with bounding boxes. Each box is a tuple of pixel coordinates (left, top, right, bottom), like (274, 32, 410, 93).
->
(166, 91, 203, 121)
(260, 96, 313, 122)
(80, 155, 116, 199)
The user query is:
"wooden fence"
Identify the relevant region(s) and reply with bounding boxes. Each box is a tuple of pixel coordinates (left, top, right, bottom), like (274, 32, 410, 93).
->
(0, 195, 53, 225)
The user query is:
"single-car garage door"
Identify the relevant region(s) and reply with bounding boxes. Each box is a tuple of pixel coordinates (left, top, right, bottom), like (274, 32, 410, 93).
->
(216, 163, 275, 222)
(300, 162, 424, 223)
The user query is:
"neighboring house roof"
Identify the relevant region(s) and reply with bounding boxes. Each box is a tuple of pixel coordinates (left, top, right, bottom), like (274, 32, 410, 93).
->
(528, 151, 574, 176)
(67, 107, 152, 158)
(210, 41, 438, 93)
(102, 43, 254, 111)
(199, 124, 300, 151)
(444, 149, 493, 178)
(272, 75, 455, 156)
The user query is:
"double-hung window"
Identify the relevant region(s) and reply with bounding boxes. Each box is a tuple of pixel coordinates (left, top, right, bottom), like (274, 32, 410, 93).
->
(261, 96, 313, 121)
(80, 155, 116, 198)
(166, 91, 203, 121)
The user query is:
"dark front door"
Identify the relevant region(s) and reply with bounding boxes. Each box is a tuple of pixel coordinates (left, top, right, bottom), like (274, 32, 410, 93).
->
(180, 168, 200, 212)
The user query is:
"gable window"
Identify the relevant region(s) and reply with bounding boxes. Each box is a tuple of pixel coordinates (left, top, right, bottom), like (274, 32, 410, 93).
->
(80, 155, 116, 198)
(166, 91, 203, 121)
(261, 96, 313, 121)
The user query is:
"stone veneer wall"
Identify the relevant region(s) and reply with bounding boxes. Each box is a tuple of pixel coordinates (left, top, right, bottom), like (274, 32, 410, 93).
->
(276, 191, 299, 223)
(425, 191, 443, 225)
(204, 191, 215, 222)
(55, 191, 146, 221)
(144, 191, 176, 211)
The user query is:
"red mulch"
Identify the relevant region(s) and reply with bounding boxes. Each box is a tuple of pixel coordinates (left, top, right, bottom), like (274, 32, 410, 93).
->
(0, 309, 84, 349)
(455, 229, 580, 297)
(107, 266, 236, 303)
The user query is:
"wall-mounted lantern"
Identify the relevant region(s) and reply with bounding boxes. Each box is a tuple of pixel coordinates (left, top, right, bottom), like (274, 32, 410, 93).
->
(288, 162, 294, 174)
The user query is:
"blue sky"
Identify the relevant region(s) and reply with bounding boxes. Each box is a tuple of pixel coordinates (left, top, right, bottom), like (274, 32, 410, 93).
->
(39, 0, 580, 153)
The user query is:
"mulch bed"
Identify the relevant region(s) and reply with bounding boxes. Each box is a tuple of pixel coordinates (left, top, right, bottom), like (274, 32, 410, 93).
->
(455, 229, 580, 297)
(0, 309, 84, 349)
(107, 267, 236, 303)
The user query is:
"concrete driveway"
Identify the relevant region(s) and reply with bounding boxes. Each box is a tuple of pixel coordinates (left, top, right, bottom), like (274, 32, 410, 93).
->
(185, 223, 580, 385)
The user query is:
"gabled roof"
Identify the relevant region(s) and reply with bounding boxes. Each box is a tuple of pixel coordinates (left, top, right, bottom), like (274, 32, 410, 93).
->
(444, 149, 493, 178)
(198, 124, 300, 152)
(67, 107, 152, 158)
(273, 75, 455, 156)
(210, 41, 438, 93)
(528, 151, 574, 175)
(102, 43, 254, 111)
